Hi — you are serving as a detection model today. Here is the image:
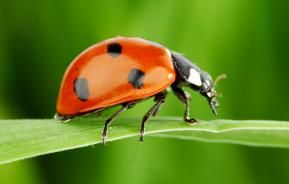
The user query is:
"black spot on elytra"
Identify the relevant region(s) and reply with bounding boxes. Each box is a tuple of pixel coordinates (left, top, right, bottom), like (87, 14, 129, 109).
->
(73, 78, 89, 101)
(128, 68, 145, 89)
(107, 43, 122, 57)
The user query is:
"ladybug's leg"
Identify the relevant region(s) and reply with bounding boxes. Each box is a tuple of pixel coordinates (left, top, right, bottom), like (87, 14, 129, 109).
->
(102, 102, 136, 145)
(171, 84, 198, 124)
(140, 92, 167, 141)
(152, 90, 168, 116)
(95, 107, 113, 117)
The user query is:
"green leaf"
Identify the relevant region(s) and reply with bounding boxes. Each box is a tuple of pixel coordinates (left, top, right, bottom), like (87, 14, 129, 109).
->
(1, 118, 289, 165)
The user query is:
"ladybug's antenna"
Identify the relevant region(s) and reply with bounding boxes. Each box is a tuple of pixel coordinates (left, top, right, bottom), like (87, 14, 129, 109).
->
(209, 74, 226, 115)
(213, 73, 226, 97)
(214, 73, 227, 86)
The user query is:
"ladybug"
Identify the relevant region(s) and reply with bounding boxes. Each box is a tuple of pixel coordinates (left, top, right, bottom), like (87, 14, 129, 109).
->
(54, 37, 224, 144)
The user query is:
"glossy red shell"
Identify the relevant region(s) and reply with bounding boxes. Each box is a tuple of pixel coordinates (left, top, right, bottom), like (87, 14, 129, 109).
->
(56, 37, 176, 116)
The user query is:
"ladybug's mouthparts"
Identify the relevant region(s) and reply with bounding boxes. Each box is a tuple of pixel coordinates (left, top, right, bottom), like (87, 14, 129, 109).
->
(209, 96, 219, 115)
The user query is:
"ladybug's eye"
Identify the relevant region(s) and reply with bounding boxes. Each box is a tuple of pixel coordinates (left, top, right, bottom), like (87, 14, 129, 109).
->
(200, 72, 213, 92)
(107, 43, 122, 57)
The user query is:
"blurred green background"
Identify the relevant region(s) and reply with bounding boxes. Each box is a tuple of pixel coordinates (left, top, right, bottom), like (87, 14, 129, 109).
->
(0, 0, 289, 183)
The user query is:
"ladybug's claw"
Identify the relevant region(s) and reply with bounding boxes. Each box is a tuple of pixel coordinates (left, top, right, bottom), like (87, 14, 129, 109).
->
(102, 134, 107, 145)
(101, 126, 108, 145)
(139, 135, 144, 142)
(185, 118, 198, 125)
(139, 130, 145, 142)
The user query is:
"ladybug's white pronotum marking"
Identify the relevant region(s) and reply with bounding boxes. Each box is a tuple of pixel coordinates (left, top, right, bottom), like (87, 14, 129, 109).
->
(187, 68, 202, 86)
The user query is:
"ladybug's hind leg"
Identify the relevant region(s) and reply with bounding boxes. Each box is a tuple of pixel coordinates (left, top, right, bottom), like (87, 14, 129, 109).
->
(140, 91, 167, 141)
(95, 108, 106, 117)
(102, 102, 136, 145)
(171, 83, 198, 124)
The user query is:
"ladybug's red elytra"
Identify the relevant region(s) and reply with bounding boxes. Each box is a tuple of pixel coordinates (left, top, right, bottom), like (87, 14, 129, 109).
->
(55, 37, 224, 144)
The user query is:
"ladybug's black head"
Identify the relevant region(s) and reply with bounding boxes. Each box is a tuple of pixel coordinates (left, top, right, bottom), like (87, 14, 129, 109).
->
(199, 72, 225, 115)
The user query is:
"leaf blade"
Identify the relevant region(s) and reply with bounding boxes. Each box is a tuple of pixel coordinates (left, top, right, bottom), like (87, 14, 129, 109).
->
(1, 118, 289, 165)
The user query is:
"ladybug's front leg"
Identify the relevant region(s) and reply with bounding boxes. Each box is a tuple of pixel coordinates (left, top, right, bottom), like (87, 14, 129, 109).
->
(139, 92, 167, 141)
(171, 84, 198, 125)
(102, 102, 136, 145)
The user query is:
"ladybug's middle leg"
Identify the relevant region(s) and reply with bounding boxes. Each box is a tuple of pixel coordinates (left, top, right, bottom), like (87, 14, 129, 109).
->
(139, 91, 167, 141)
(102, 102, 136, 145)
(152, 90, 168, 117)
